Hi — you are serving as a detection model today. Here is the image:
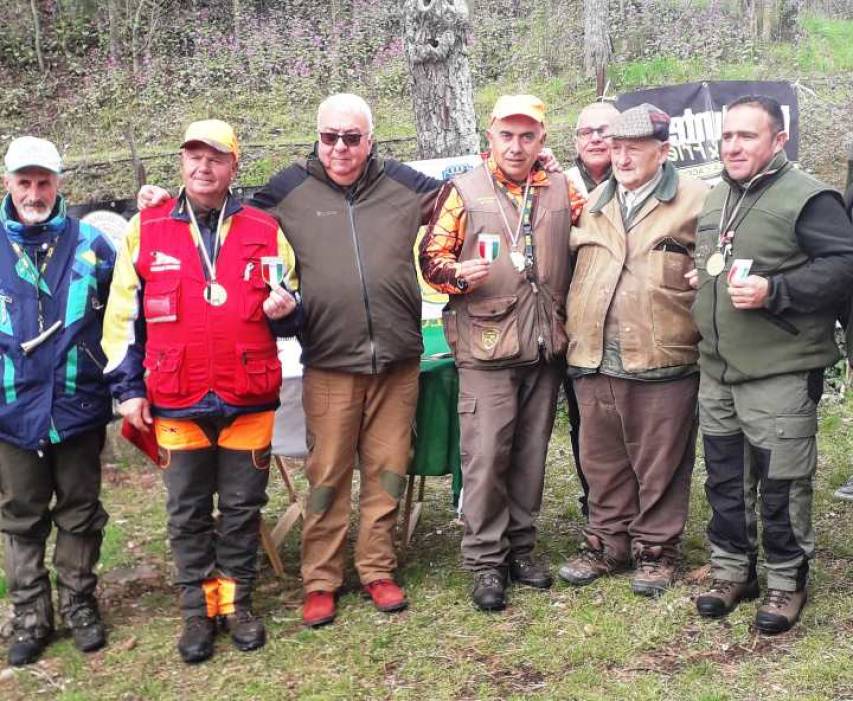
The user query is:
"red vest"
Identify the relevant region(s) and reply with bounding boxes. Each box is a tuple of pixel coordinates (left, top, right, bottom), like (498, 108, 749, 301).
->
(137, 199, 282, 409)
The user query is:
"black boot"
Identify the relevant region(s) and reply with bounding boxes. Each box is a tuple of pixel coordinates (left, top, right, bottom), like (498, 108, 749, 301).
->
(7, 604, 53, 666)
(4, 535, 54, 666)
(177, 616, 216, 664)
(55, 531, 106, 653)
(472, 569, 507, 611)
(62, 593, 107, 653)
(224, 610, 266, 652)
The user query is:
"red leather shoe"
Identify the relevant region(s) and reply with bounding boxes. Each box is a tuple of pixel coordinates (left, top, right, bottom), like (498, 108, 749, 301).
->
(302, 591, 336, 628)
(363, 579, 408, 613)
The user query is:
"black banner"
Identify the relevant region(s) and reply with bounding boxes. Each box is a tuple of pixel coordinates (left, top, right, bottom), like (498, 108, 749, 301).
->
(616, 80, 799, 181)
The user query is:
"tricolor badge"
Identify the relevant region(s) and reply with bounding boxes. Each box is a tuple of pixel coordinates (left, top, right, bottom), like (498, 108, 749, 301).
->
(260, 256, 286, 288)
(477, 233, 501, 263)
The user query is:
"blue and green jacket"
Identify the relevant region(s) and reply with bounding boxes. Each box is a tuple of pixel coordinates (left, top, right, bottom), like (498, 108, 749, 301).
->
(0, 195, 116, 450)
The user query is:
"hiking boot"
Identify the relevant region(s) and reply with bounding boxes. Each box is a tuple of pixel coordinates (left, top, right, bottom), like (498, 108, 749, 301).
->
(631, 557, 677, 597)
(755, 588, 807, 634)
(833, 476, 853, 502)
(509, 555, 553, 589)
(696, 578, 760, 619)
(472, 569, 506, 611)
(303, 591, 336, 628)
(224, 610, 266, 651)
(177, 616, 216, 664)
(7, 619, 52, 667)
(558, 549, 627, 586)
(363, 579, 408, 613)
(65, 597, 106, 653)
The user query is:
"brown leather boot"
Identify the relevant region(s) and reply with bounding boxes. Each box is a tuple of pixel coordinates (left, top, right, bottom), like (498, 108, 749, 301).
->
(696, 578, 760, 618)
(558, 548, 628, 586)
(755, 588, 807, 634)
(631, 556, 677, 597)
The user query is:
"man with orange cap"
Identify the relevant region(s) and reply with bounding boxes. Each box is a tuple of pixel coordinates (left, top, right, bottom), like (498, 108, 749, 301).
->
(420, 95, 582, 611)
(102, 120, 301, 663)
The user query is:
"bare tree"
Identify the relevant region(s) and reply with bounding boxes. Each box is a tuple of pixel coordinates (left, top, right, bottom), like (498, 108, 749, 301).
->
(583, 0, 610, 97)
(30, 0, 46, 73)
(403, 0, 479, 159)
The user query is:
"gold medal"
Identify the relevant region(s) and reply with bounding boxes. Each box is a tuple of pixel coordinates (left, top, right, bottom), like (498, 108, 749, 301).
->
(510, 251, 526, 272)
(706, 252, 726, 277)
(204, 282, 228, 306)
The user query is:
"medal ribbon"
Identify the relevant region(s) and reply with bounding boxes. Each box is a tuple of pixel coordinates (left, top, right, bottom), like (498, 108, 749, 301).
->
(486, 162, 533, 249)
(185, 191, 228, 286)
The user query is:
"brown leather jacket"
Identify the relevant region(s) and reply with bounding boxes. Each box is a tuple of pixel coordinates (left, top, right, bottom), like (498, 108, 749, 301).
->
(567, 163, 708, 373)
(444, 164, 573, 369)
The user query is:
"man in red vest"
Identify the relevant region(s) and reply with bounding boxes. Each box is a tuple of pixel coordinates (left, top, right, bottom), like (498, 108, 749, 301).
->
(102, 120, 302, 664)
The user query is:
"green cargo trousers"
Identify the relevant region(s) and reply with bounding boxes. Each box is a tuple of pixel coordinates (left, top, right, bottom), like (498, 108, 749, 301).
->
(698, 370, 820, 591)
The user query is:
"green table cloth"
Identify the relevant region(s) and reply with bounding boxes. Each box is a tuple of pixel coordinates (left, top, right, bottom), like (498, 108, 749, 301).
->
(411, 323, 462, 502)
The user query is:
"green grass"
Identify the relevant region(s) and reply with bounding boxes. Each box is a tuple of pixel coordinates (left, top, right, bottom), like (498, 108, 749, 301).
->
(1, 393, 851, 699)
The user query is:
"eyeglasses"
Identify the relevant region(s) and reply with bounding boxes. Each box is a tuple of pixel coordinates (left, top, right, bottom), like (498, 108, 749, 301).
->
(319, 131, 365, 147)
(576, 126, 611, 139)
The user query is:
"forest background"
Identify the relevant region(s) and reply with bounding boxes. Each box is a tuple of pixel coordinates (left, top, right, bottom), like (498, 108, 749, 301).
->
(0, 1, 852, 699)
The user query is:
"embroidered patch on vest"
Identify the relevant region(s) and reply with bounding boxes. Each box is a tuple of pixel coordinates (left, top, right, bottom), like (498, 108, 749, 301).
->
(481, 328, 499, 350)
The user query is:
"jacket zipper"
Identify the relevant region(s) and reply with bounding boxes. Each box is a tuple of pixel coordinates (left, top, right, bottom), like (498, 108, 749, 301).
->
(346, 197, 377, 374)
(79, 341, 106, 371)
(712, 273, 729, 383)
(530, 281, 546, 355)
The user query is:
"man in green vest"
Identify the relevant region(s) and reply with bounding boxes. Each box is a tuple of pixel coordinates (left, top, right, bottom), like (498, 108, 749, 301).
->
(688, 95, 853, 633)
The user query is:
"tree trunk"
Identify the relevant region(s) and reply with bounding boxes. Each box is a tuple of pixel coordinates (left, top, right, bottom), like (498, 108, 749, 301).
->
(107, 0, 120, 65)
(773, 0, 802, 41)
(403, 0, 479, 159)
(30, 0, 46, 73)
(583, 0, 610, 97)
(232, 0, 240, 47)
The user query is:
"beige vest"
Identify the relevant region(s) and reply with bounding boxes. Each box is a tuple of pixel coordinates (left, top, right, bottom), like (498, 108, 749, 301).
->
(567, 173, 708, 372)
(444, 165, 573, 370)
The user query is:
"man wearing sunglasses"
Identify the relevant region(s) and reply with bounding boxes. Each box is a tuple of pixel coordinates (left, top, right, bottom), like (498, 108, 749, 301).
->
(139, 95, 450, 627)
(420, 95, 583, 611)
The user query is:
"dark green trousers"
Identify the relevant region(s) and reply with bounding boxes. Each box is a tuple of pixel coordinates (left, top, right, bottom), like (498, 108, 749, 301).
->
(0, 428, 107, 623)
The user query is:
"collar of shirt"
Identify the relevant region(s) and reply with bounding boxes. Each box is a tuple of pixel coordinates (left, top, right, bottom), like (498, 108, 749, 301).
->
(486, 154, 549, 195)
(618, 167, 663, 214)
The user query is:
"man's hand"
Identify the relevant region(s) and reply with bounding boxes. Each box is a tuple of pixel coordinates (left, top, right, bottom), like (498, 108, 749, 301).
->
(685, 268, 699, 290)
(263, 286, 297, 319)
(137, 185, 172, 210)
(728, 275, 769, 309)
(538, 147, 562, 173)
(458, 258, 490, 292)
(119, 397, 153, 432)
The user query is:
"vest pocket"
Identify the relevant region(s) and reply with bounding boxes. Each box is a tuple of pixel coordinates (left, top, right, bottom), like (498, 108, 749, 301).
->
(467, 295, 520, 362)
(242, 274, 267, 322)
(652, 250, 693, 291)
(235, 343, 280, 397)
(143, 345, 186, 396)
(143, 278, 180, 324)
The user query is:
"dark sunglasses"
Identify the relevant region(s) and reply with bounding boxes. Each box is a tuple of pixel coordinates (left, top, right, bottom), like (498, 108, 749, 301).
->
(319, 131, 364, 147)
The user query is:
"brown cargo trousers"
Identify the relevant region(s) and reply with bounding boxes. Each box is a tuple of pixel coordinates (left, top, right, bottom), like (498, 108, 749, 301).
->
(575, 373, 698, 562)
(300, 359, 419, 593)
(458, 360, 563, 571)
